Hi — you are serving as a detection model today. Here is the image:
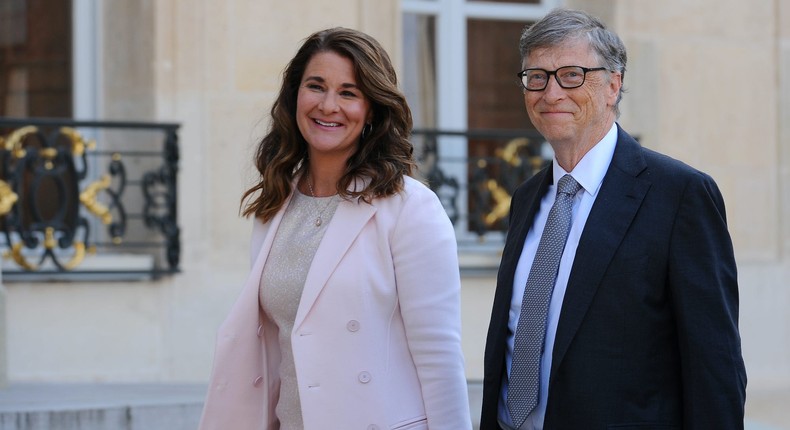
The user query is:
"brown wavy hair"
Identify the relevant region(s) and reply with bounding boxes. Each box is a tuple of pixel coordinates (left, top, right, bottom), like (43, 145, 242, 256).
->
(241, 27, 415, 222)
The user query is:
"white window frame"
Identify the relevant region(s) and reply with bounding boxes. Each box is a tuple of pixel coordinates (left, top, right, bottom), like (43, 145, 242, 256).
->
(73, 0, 103, 120)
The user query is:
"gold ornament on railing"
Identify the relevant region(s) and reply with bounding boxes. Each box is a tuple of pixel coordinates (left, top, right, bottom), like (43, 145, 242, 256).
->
(0, 180, 18, 216)
(80, 175, 113, 225)
(0, 125, 110, 271)
(481, 137, 532, 227)
(9, 227, 87, 271)
(60, 126, 97, 155)
(498, 137, 530, 167)
(484, 179, 512, 227)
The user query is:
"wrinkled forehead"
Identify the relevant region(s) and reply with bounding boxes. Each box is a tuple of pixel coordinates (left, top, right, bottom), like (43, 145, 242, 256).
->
(522, 36, 598, 69)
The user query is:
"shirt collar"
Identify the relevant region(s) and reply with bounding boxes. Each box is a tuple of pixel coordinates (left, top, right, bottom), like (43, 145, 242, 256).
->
(551, 122, 618, 197)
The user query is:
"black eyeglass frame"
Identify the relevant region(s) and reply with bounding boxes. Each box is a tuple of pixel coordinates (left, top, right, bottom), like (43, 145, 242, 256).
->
(517, 66, 609, 91)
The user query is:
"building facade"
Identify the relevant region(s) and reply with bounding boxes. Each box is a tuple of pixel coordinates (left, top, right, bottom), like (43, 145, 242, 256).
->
(1, 0, 788, 406)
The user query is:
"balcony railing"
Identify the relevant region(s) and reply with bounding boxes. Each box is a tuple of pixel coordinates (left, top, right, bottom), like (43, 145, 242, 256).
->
(0, 117, 180, 281)
(0, 121, 539, 278)
(413, 128, 551, 246)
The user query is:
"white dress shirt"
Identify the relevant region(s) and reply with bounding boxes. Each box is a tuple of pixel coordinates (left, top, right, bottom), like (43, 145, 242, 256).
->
(498, 123, 618, 430)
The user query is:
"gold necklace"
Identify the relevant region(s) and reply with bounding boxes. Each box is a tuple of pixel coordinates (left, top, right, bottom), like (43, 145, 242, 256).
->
(305, 172, 336, 227)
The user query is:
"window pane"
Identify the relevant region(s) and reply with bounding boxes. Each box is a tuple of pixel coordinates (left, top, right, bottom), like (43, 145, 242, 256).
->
(467, 18, 532, 131)
(467, 18, 535, 232)
(0, 0, 72, 117)
(402, 13, 437, 130)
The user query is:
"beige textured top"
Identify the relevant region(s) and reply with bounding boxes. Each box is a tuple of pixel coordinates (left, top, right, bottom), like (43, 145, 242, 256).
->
(259, 190, 340, 430)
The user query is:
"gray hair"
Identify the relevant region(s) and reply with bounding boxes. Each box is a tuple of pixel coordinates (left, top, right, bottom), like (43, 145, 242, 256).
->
(519, 8, 627, 116)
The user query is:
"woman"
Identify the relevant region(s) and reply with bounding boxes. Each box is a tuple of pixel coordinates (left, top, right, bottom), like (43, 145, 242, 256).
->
(198, 27, 472, 430)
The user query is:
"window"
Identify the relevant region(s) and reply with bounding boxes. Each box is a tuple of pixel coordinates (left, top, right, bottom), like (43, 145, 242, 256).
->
(0, 3, 176, 280)
(0, 0, 73, 118)
(402, 0, 556, 247)
(0, 0, 101, 119)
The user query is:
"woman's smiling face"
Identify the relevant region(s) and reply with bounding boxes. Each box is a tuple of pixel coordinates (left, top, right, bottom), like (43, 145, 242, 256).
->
(296, 51, 372, 162)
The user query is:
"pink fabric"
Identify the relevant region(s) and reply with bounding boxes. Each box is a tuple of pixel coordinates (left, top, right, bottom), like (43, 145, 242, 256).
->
(198, 176, 472, 430)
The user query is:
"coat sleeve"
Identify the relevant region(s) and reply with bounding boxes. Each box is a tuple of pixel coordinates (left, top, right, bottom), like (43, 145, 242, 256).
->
(389, 184, 473, 430)
(668, 172, 747, 428)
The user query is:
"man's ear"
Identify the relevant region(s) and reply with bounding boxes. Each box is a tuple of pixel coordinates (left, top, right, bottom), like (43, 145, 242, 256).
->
(608, 71, 623, 105)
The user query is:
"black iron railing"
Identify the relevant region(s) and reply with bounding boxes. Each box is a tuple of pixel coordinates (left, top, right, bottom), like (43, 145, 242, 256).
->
(0, 117, 180, 280)
(413, 128, 550, 243)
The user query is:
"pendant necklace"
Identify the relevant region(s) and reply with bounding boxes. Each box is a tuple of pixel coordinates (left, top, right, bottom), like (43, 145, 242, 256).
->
(305, 173, 336, 227)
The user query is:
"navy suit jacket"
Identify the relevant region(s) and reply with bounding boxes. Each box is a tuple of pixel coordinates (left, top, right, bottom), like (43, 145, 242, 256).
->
(481, 126, 747, 429)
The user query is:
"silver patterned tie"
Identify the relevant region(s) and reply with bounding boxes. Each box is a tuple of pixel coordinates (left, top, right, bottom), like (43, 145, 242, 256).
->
(507, 174, 581, 427)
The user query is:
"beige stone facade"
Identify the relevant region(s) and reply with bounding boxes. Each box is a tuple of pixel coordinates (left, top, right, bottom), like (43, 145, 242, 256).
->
(3, 0, 789, 409)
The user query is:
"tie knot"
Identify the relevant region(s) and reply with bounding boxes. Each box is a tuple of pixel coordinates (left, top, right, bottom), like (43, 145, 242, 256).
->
(556, 174, 581, 197)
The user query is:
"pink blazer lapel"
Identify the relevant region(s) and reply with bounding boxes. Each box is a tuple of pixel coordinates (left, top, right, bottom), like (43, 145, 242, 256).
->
(293, 197, 376, 328)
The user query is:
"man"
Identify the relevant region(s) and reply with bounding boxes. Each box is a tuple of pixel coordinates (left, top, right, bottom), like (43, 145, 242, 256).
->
(481, 8, 747, 430)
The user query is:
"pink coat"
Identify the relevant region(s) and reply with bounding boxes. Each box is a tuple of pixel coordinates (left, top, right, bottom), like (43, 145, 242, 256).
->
(199, 176, 472, 430)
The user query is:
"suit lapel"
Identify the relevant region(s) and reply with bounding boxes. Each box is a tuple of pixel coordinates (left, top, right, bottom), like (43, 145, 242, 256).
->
(293, 197, 376, 328)
(550, 128, 651, 377)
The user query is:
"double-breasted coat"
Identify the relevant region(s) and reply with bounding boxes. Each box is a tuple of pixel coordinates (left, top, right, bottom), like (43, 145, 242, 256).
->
(200, 176, 472, 430)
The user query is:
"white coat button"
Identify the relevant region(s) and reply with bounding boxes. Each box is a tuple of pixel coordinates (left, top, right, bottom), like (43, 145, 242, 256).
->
(367, 425, 380, 430)
(257, 324, 263, 337)
(346, 320, 360, 332)
(358, 371, 372, 383)
(253, 376, 263, 387)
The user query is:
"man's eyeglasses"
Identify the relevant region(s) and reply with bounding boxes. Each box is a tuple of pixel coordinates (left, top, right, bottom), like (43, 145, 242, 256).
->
(517, 66, 609, 91)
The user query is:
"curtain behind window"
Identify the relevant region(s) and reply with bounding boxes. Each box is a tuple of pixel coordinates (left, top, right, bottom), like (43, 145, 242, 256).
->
(0, 0, 72, 118)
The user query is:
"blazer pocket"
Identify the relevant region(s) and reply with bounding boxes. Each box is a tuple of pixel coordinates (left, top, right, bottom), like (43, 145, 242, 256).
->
(390, 415, 427, 430)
